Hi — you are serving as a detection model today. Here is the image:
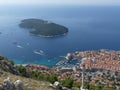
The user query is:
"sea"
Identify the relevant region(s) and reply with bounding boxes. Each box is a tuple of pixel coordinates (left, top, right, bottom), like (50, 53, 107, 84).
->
(0, 5, 120, 66)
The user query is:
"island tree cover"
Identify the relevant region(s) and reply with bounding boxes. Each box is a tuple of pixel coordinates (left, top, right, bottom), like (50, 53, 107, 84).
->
(19, 19, 68, 37)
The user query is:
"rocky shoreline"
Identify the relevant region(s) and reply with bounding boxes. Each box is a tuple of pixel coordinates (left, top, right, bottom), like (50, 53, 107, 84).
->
(29, 32, 67, 38)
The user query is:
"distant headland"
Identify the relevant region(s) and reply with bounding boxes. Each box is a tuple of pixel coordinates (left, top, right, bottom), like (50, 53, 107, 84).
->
(19, 19, 68, 37)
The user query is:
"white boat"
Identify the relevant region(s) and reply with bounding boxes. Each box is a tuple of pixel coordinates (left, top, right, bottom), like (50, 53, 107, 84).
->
(17, 45, 23, 48)
(33, 50, 45, 55)
(33, 51, 41, 55)
(40, 50, 44, 53)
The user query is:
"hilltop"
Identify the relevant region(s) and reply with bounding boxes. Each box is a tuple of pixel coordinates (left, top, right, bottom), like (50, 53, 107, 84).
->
(19, 19, 68, 37)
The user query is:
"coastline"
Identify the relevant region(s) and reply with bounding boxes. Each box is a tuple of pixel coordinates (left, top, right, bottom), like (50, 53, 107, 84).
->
(29, 32, 68, 38)
(55, 49, 120, 72)
(10, 49, 120, 70)
(14, 64, 28, 67)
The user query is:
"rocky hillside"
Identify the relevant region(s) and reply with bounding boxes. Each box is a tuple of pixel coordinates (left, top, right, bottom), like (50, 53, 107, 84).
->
(0, 72, 54, 90)
(0, 55, 54, 90)
(0, 55, 19, 75)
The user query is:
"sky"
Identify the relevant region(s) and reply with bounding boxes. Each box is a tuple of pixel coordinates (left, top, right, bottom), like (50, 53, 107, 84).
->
(0, 0, 120, 6)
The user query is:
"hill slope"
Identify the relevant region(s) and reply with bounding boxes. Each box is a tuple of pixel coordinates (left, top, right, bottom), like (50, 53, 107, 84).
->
(0, 55, 19, 75)
(0, 55, 54, 90)
(0, 72, 54, 90)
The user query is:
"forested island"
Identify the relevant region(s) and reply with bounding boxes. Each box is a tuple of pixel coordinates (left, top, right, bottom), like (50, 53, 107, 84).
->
(19, 19, 68, 37)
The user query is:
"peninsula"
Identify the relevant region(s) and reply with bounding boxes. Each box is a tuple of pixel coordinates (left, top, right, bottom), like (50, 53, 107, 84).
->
(19, 19, 68, 37)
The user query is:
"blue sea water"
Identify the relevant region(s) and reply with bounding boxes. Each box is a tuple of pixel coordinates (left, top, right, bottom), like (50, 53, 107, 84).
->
(0, 5, 120, 66)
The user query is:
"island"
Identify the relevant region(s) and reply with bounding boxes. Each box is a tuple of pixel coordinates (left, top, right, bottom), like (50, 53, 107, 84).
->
(19, 19, 68, 37)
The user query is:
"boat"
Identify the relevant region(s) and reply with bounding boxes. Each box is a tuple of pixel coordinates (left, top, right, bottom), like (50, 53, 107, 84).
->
(33, 50, 45, 55)
(40, 50, 44, 53)
(17, 45, 23, 48)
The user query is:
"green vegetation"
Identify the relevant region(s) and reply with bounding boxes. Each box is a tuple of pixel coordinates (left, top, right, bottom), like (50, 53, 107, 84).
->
(28, 71, 58, 84)
(16, 65, 27, 76)
(19, 19, 68, 37)
(88, 85, 116, 90)
(16, 66, 58, 84)
(59, 77, 74, 88)
(16, 65, 118, 89)
(8, 60, 14, 65)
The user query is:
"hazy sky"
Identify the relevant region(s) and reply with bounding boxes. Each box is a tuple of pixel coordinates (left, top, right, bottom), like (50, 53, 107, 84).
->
(0, 0, 120, 5)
